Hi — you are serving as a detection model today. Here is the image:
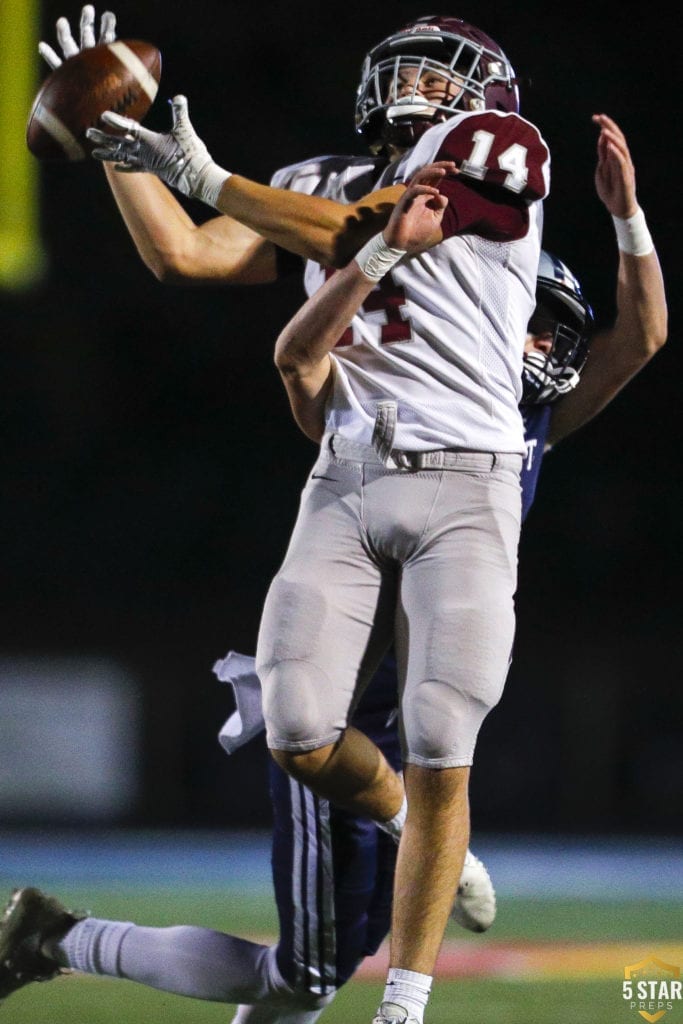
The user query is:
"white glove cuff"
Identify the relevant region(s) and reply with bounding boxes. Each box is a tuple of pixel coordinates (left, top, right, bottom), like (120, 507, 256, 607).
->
(354, 232, 406, 282)
(612, 207, 654, 256)
(195, 163, 232, 209)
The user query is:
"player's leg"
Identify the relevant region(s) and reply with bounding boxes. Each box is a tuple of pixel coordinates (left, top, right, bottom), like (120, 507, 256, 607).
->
(356, 648, 497, 933)
(269, 735, 397, 993)
(270, 725, 404, 823)
(379, 454, 521, 1022)
(327, 789, 399, 983)
(389, 764, 470, 972)
(269, 761, 339, 999)
(257, 446, 403, 825)
(0, 885, 305, 1005)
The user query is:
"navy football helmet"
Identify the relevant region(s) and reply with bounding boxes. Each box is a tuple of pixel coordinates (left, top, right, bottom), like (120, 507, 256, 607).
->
(522, 251, 594, 405)
(355, 15, 520, 153)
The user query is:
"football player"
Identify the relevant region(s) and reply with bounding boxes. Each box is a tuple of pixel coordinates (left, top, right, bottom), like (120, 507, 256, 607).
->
(37, 8, 501, 920)
(88, 18, 552, 1024)
(18, 10, 664, 1024)
(0, 142, 666, 1021)
(0, 213, 666, 1018)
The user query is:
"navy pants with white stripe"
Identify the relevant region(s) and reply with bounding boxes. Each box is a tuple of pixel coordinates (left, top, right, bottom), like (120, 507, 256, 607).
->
(271, 650, 401, 996)
(53, 654, 401, 1015)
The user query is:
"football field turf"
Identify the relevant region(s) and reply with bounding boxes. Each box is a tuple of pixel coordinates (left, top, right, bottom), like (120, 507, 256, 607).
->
(1, 833, 681, 1023)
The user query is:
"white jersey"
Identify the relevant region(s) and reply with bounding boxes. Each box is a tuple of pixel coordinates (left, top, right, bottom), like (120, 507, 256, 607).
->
(271, 110, 550, 454)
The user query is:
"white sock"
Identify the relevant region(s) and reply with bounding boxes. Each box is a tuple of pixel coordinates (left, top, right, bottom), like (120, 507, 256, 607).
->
(375, 793, 407, 843)
(382, 967, 432, 1022)
(54, 917, 280, 1003)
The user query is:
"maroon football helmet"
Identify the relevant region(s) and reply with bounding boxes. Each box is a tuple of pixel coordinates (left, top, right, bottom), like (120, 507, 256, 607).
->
(355, 15, 520, 153)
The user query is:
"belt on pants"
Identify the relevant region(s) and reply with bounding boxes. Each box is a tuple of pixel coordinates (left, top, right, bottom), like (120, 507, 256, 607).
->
(328, 434, 512, 472)
(388, 448, 498, 470)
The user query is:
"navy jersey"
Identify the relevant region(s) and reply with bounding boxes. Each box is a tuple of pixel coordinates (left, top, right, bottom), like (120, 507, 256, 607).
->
(520, 404, 552, 521)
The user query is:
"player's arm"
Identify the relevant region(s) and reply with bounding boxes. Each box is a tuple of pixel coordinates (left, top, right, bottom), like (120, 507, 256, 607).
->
(548, 115, 667, 445)
(213, 175, 402, 269)
(97, 106, 550, 286)
(39, 10, 276, 284)
(40, 10, 400, 283)
(102, 160, 403, 284)
(274, 166, 451, 442)
(90, 94, 402, 279)
(102, 165, 279, 284)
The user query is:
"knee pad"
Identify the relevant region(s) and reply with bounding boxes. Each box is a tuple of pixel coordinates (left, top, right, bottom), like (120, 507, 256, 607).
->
(260, 659, 346, 752)
(402, 601, 514, 766)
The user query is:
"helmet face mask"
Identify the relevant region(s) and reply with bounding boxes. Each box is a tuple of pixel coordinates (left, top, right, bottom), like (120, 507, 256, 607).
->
(355, 16, 519, 153)
(522, 253, 594, 406)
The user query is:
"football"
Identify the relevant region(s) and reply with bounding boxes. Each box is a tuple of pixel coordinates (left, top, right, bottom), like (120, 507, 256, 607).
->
(26, 39, 162, 162)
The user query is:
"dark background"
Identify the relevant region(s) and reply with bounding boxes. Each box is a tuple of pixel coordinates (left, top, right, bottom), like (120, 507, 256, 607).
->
(2, 0, 680, 836)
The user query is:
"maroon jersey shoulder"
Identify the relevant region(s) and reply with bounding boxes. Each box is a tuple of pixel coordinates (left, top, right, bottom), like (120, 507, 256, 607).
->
(436, 112, 549, 201)
(433, 112, 549, 242)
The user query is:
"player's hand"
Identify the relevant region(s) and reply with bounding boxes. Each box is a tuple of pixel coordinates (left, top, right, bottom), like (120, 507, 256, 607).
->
(87, 95, 228, 206)
(87, 95, 211, 190)
(384, 161, 456, 253)
(39, 4, 117, 69)
(592, 114, 638, 220)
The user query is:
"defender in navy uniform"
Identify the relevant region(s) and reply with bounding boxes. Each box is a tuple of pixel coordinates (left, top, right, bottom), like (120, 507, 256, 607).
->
(519, 251, 594, 520)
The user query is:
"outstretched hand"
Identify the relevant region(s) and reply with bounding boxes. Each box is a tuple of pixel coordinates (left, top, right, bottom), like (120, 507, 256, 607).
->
(592, 114, 638, 219)
(86, 95, 224, 204)
(39, 4, 116, 69)
(383, 161, 457, 254)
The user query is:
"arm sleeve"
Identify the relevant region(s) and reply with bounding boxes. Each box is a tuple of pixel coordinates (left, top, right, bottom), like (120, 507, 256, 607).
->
(437, 176, 530, 241)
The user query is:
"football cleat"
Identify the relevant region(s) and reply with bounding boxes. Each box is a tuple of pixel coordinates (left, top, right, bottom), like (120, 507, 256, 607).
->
(372, 1001, 420, 1024)
(451, 849, 497, 932)
(0, 887, 83, 1004)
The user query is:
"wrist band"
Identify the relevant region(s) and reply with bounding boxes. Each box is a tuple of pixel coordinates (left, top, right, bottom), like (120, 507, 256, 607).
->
(354, 232, 406, 281)
(196, 163, 232, 209)
(612, 207, 654, 256)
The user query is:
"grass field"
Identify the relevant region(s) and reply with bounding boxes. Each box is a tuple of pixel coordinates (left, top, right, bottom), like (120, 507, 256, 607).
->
(0, 973, 642, 1024)
(2, 887, 682, 1024)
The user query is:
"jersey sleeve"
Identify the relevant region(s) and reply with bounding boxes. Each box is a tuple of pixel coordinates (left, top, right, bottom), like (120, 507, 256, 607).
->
(432, 112, 550, 242)
(436, 176, 530, 241)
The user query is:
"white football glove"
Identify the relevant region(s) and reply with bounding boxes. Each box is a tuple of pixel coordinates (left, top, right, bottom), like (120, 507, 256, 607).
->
(39, 4, 117, 69)
(86, 95, 231, 208)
